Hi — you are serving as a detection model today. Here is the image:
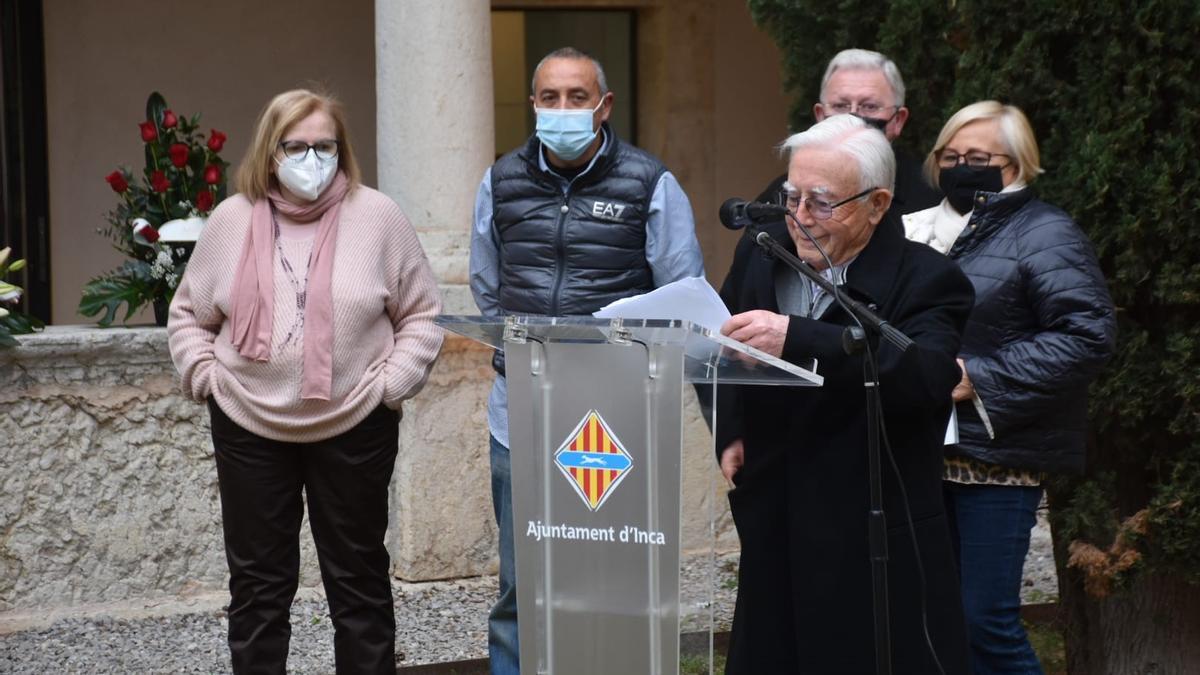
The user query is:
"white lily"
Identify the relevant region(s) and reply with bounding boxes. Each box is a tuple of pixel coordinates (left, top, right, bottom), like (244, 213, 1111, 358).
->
(0, 281, 21, 303)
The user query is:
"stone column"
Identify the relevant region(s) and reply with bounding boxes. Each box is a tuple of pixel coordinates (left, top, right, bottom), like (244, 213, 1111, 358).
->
(375, 0, 499, 581)
(376, 0, 494, 313)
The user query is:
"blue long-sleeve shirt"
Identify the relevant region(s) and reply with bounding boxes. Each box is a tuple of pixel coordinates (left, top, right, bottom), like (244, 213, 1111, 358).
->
(469, 132, 705, 447)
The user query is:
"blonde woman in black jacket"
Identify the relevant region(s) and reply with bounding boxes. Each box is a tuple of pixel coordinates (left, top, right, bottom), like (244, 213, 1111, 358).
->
(904, 101, 1117, 675)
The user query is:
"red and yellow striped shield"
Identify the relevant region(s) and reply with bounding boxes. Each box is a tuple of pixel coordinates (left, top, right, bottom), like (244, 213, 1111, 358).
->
(553, 410, 634, 512)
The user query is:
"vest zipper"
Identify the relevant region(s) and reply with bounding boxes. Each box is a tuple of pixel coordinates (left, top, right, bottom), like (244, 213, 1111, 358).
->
(549, 193, 571, 316)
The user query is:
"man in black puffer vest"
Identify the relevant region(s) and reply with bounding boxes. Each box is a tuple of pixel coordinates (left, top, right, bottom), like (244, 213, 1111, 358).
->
(468, 47, 704, 675)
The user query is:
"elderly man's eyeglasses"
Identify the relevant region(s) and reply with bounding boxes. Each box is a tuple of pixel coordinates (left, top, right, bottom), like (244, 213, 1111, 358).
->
(278, 139, 340, 162)
(936, 150, 1010, 169)
(823, 101, 896, 116)
(779, 187, 880, 220)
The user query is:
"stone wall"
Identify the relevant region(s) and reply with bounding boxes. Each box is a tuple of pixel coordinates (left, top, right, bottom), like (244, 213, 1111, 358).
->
(0, 326, 733, 614)
(0, 327, 231, 612)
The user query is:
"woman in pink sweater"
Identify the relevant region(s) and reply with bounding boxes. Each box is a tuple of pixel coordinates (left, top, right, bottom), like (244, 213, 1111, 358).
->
(168, 89, 443, 673)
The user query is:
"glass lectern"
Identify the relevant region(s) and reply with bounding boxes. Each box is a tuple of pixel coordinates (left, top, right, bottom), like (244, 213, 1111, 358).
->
(437, 316, 822, 675)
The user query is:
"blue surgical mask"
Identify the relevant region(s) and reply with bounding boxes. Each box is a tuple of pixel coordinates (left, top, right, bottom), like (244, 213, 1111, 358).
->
(534, 99, 603, 161)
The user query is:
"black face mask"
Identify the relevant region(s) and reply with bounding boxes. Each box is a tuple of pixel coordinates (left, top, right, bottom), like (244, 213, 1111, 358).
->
(938, 165, 1005, 214)
(852, 113, 892, 134)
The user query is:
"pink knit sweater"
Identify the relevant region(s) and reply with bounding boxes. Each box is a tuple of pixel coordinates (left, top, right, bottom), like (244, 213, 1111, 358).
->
(167, 186, 443, 442)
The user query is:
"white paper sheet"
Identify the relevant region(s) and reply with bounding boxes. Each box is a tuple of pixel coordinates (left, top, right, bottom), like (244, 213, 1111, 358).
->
(592, 276, 731, 333)
(944, 406, 959, 445)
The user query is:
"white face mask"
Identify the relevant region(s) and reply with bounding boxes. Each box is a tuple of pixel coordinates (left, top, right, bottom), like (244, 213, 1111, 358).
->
(274, 152, 338, 202)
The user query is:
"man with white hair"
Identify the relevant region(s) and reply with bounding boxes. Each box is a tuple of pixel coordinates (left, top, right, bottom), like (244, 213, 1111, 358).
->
(716, 114, 973, 673)
(758, 48, 941, 215)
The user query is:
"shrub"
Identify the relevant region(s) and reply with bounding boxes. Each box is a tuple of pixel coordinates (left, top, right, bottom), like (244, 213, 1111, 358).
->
(748, 0, 1200, 584)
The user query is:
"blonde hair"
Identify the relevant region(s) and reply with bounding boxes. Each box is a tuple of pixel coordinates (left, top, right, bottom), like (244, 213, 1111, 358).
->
(924, 101, 1044, 186)
(235, 89, 361, 200)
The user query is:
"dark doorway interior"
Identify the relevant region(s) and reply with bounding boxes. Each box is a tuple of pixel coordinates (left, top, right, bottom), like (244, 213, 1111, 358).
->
(491, 9, 636, 159)
(1, 0, 51, 322)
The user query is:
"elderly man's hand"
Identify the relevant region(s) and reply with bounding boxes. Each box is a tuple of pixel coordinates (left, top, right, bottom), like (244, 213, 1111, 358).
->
(719, 438, 745, 486)
(721, 310, 790, 359)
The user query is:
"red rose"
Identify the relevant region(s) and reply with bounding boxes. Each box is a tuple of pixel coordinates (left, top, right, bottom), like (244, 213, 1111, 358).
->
(169, 143, 189, 168)
(150, 170, 170, 193)
(139, 121, 157, 142)
(105, 170, 129, 193)
(132, 218, 160, 245)
(207, 129, 227, 152)
(195, 189, 214, 213)
(203, 164, 221, 185)
(161, 109, 177, 128)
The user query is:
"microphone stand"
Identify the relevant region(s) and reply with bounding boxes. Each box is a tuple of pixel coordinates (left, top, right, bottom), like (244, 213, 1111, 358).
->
(745, 226, 913, 354)
(744, 222, 912, 675)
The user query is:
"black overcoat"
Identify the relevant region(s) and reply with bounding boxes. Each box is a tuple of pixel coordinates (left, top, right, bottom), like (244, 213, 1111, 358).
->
(717, 215, 974, 674)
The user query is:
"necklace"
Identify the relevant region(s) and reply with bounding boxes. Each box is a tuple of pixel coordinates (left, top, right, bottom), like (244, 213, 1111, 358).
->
(272, 209, 311, 350)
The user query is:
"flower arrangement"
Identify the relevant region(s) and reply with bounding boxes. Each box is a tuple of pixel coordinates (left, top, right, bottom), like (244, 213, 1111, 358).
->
(0, 247, 42, 347)
(79, 92, 229, 326)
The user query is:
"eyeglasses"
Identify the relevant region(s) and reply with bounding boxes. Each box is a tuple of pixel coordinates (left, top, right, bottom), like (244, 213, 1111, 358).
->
(278, 139, 340, 162)
(936, 150, 1010, 169)
(780, 187, 880, 220)
(822, 101, 896, 116)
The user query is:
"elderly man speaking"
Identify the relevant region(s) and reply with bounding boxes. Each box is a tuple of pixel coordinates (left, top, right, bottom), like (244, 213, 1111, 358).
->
(716, 115, 974, 674)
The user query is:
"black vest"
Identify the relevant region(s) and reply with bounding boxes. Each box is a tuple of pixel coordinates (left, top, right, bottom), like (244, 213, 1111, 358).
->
(490, 124, 664, 316)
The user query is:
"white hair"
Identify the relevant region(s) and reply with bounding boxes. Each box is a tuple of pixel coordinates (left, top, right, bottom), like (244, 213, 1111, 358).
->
(781, 115, 896, 193)
(820, 48, 906, 108)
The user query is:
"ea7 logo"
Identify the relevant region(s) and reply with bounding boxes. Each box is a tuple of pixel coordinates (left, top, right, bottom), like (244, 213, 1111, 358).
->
(591, 201, 627, 221)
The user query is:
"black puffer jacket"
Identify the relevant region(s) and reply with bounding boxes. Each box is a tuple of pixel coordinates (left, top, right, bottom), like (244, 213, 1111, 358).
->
(946, 188, 1116, 474)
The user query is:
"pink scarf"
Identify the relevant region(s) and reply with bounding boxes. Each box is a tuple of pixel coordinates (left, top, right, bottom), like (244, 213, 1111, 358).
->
(228, 172, 350, 400)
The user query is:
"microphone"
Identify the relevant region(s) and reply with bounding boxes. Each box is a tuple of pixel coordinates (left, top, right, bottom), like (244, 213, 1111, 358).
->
(719, 198, 789, 230)
(721, 199, 917, 354)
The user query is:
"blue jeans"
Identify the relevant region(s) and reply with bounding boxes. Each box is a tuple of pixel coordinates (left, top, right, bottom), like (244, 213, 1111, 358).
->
(488, 435, 519, 675)
(944, 481, 1044, 675)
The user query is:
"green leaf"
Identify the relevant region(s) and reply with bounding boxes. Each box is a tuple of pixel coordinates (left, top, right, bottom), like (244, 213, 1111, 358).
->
(146, 91, 168, 127)
(144, 200, 166, 223)
(77, 261, 154, 327)
(145, 142, 157, 173)
(0, 311, 44, 335)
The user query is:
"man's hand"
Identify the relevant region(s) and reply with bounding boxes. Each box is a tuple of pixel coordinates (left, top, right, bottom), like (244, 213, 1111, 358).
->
(721, 310, 790, 358)
(951, 357, 975, 402)
(719, 438, 745, 485)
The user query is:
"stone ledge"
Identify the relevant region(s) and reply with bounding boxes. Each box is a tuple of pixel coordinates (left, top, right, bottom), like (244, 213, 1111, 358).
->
(1, 325, 174, 389)
(2, 324, 166, 352)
